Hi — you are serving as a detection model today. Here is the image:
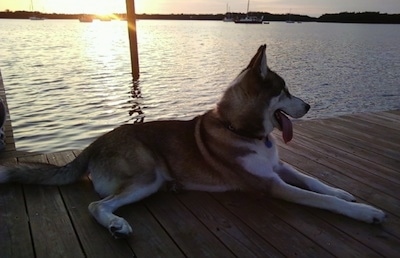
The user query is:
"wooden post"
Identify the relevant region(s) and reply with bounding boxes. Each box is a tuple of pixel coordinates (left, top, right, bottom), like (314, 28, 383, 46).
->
(126, 0, 140, 80)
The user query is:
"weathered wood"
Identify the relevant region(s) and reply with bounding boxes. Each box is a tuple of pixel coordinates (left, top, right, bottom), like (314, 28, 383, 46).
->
(177, 191, 284, 257)
(0, 109, 399, 257)
(355, 112, 400, 131)
(0, 69, 17, 158)
(125, 0, 140, 80)
(293, 125, 400, 175)
(213, 192, 335, 258)
(305, 207, 400, 257)
(279, 144, 400, 210)
(61, 179, 136, 257)
(46, 151, 136, 257)
(312, 117, 399, 152)
(18, 154, 85, 258)
(145, 193, 236, 257)
(119, 202, 186, 257)
(261, 198, 381, 257)
(0, 159, 35, 258)
(339, 115, 400, 139)
(383, 110, 400, 119)
(283, 136, 400, 195)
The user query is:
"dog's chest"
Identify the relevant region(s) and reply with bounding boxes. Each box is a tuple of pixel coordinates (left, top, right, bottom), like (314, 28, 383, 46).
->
(237, 136, 280, 179)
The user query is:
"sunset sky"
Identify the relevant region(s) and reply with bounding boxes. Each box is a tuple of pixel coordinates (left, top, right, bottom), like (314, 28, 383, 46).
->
(1, 0, 399, 17)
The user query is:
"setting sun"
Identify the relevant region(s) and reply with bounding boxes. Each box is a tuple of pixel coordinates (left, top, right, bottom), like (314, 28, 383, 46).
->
(1, 0, 399, 17)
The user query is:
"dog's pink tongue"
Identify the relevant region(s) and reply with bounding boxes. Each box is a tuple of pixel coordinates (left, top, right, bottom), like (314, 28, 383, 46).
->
(277, 111, 293, 143)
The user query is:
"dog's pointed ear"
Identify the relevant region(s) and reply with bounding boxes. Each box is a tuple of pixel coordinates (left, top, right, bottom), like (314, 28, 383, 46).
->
(247, 44, 268, 79)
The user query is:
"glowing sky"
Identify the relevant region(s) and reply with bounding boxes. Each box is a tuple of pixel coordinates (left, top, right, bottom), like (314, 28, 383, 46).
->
(1, 0, 399, 17)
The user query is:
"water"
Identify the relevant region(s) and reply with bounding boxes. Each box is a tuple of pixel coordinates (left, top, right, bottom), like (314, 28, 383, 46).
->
(0, 19, 399, 153)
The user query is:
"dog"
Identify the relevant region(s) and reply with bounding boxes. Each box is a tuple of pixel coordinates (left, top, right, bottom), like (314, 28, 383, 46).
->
(0, 45, 386, 238)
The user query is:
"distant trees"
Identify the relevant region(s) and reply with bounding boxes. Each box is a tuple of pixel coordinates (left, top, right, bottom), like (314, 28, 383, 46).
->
(319, 12, 400, 23)
(0, 11, 399, 24)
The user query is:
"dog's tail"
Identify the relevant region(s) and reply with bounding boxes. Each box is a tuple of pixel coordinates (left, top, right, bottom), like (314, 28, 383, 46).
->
(0, 150, 90, 185)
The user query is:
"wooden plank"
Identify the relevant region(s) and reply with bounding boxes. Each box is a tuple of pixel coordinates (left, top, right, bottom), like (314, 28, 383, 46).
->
(295, 120, 400, 167)
(305, 117, 400, 152)
(277, 148, 400, 238)
(316, 117, 399, 150)
(285, 135, 400, 189)
(118, 202, 186, 258)
(212, 192, 334, 257)
(386, 110, 400, 117)
(355, 112, 400, 131)
(284, 133, 400, 187)
(177, 191, 284, 257)
(0, 158, 35, 258)
(268, 141, 400, 256)
(18, 154, 85, 258)
(261, 198, 381, 257)
(47, 151, 136, 257)
(60, 180, 137, 257)
(71, 150, 185, 257)
(145, 192, 236, 258)
(0, 69, 17, 158)
(278, 143, 400, 213)
(1, 107, 399, 257)
(338, 115, 400, 138)
(305, 207, 400, 257)
(295, 124, 400, 171)
(292, 124, 400, 175)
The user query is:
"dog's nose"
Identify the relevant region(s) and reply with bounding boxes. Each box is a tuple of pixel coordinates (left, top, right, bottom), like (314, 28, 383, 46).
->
(305, 103, 311, 112)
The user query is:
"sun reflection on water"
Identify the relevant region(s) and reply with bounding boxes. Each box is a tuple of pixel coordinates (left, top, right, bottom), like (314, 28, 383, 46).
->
(0, 20, 399, 152)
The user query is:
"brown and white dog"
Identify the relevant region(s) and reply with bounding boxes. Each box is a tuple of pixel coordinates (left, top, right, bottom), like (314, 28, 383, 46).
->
(0, 45, 386, 238)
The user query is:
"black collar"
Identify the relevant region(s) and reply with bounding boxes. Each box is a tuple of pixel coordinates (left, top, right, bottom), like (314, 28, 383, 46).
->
(222, 121, 265, 141)
(220, 119, 273, 148)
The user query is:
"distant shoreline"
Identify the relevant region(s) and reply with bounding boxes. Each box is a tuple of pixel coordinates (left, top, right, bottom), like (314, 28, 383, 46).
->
(0, 11, 399, 24)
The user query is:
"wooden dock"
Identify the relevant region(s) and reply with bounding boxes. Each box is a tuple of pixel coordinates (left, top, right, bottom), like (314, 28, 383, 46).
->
(0, 72, 399, 257)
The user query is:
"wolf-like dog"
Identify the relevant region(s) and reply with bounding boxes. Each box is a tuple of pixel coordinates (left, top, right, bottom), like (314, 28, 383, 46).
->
(0, 45, 386, 238)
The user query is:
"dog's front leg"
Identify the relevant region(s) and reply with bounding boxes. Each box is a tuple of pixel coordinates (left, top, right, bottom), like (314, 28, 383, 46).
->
(274, 162, 355, 201)
(269, 177, 386, 224)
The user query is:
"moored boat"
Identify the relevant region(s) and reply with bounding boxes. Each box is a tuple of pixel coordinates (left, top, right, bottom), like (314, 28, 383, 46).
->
(234, 0, 263, 24)
(234, 15, 263, 24)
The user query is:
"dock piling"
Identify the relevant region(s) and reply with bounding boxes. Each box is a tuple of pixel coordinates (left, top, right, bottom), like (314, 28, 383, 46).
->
(125, 0, 140, 80)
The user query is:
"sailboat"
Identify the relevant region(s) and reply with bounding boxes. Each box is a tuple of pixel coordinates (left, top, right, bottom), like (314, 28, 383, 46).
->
(234, 0, 263, 24)
(286, 10, 295, 23)
(223, 3, 234, 22)
(29, 0, 44, 20)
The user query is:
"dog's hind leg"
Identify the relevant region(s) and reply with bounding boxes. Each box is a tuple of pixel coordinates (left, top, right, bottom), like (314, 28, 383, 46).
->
(88, 170, 165, 238)
(275, 162, 356, 201)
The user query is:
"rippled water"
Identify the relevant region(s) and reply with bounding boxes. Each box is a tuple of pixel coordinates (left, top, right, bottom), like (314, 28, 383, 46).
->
(0, 19, 399, 153)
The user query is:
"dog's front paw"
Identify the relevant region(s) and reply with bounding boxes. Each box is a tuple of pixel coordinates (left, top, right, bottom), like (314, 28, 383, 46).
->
(109, 218, 133, 238)
(351, 203, 387, 224)
(333, 188, 356, 202)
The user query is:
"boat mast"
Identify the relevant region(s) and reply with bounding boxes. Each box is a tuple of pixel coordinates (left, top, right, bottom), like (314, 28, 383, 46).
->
(246, 0, 250, 13)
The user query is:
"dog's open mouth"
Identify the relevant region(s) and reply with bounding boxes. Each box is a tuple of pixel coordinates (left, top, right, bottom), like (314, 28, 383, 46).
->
(274, 110, 293, 143)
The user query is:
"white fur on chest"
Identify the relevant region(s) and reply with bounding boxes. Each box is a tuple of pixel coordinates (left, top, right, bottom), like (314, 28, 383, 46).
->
(237, 135, 280, 179)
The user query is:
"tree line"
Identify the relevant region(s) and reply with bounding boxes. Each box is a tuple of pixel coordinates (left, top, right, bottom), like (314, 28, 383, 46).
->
(0, 10, 399, 24)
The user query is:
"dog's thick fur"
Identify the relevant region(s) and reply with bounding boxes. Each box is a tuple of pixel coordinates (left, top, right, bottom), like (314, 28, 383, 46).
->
(0, 45, 386, 238)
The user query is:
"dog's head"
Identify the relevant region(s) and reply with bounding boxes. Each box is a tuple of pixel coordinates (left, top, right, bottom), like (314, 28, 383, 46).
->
(216, 44, 310, 143)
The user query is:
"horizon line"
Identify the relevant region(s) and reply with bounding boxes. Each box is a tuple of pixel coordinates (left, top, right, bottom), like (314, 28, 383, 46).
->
(2, 10, 399, 19)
